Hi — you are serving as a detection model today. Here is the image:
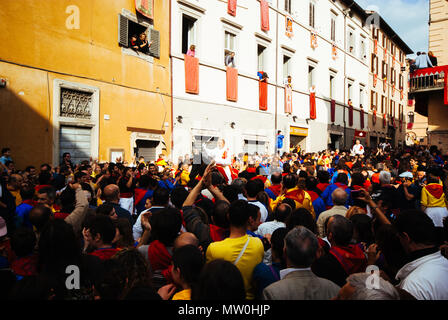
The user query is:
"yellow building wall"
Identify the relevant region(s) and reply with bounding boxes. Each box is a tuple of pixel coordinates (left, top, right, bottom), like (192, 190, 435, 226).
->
(0, 0, 171, 169)
(429, 0, 448, 66)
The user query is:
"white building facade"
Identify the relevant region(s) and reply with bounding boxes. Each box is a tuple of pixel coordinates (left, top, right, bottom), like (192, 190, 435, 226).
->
(170, 0, 375, 163)
(367, 12, 413, 149)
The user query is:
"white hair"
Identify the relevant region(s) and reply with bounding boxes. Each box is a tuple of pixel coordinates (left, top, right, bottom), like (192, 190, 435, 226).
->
(347, 273, 400, 300)
(379, 171, 391, 185)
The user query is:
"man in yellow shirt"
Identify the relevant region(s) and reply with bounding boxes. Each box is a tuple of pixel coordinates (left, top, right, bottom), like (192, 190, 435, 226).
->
(171, 245, 204, 301)
(7, 174, 23, 206)
(270, 174, 315, 219)
(206, 200, 264, 300)
(421, 169, 448, 227)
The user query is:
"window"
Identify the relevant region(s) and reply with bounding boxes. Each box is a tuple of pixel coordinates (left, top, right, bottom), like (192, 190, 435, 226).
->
(360, 36, 367, 60)
(118, 14, 160, 58)
(330, 74, 335, 99)
(348, 82, 353, 101)
(360, 86, 365, 108)
(399, 74, 404, 89)
(347, 27, 355, 53)
(258, 44, 266, 71)
(309, 2, 315, 28)
(371, 54, 378, 74)
(285, 0, 292, 14)
(382, 61, 388, 78)
(390, 100, 395, 117)
(224, 31, 236, 56)
(308, 65, 315, 89)
(381, 96, 387, 114)
(283, 55, 291, 80)
(330, 12, 337, 42)
(182, 15, 197, 54)
(373, 28, 379, 40)
(382, 33, 386, 48)
(390, 68, 396, 84)
(370, 91, 378, 110)
(408, 111, 414, 123)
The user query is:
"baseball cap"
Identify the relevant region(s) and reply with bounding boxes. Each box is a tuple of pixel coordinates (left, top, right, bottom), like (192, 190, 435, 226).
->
(399, 172, 413, 179)
(0, 217, 7, 237)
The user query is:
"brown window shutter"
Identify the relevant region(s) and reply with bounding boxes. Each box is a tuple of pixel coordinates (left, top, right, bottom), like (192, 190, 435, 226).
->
(118, 14, 129, 47)
(149, 28, 160, 59)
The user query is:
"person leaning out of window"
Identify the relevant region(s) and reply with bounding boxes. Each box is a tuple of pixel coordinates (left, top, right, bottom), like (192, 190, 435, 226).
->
(137, 32, 152, 54)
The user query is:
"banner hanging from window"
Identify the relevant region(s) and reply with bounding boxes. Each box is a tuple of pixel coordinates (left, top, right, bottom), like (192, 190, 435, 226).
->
(260, 0, 270, 31)
(228, 0, 237, 16)
(285, 16, 293, 38)
(135, 0, 154, 19)
(309, 88, 316, 120)
(285, 85, 293, 114)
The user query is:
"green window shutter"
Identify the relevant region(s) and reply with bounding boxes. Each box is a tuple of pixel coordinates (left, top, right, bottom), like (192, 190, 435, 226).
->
(118, 14, 129, 47)
(149, 28, 160, 59)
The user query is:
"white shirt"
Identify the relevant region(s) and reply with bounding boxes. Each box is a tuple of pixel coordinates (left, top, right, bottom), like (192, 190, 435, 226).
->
(396, 251, 448, 300)
(132, 206, 165, 241)
(203, 145, 231, 166)
(255, 220, 285, 237)
(352, 144, 365, 155)
(248, 200, 269, 223)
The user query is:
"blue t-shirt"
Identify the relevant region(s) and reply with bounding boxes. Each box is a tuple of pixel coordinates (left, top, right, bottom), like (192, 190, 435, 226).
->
(0, 156, 11, 165)
(277, 135, 285, 149)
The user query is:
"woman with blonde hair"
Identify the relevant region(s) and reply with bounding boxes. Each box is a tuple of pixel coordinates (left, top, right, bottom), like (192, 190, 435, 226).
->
(428, 51, 438, 67)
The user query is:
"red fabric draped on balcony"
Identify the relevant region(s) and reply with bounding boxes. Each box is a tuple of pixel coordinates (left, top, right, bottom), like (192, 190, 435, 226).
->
(285, 86, 292, 114)
(360, 109, 365, 129)
(348, 104, 353, 127)
(331, 99, 336, 123)
(372, 110, 377, 125)
(185, 55, 199, 94)
(309, 92, 316, 120)
(411, 65, 448, 105)
(260, 0, 270, 31)
(226, 67, 238, 102)
(228, 0, 237, 16)
(407, 122, 413, 130)
(259, 80, 268, 111)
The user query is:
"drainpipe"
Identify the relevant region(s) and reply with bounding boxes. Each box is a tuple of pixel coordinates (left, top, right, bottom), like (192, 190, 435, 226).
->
(169, 0, 174, 163)
(343, 11, 347, 149)
(274, 1, 279, 156)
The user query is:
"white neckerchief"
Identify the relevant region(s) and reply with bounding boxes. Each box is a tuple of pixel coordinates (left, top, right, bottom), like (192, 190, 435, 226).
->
(280, 267, 312, 279)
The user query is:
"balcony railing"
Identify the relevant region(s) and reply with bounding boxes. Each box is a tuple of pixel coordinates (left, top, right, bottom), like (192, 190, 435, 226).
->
(410, 72, 445, 92)
(409, 65, 448, 105)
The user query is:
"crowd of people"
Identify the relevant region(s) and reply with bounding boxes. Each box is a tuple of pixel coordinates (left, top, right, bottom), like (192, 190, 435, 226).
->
(410, 51, 438, 73)
(0, 143, 447, 301)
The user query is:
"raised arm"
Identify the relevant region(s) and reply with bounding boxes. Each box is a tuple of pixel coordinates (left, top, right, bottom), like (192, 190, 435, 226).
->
(358, 189, 391, 226)
(183, 161, 215, 207)
(64, 183, 89, 234)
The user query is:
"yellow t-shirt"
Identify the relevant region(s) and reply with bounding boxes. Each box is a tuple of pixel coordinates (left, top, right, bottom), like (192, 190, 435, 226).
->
(180, 170, 190, 186)
(10, 190, 22, 207)
(421, 183, 447, 208)
(270, 187, 316, 219)
(205, 235, 264, 300)
(172, 289, 191, 301)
